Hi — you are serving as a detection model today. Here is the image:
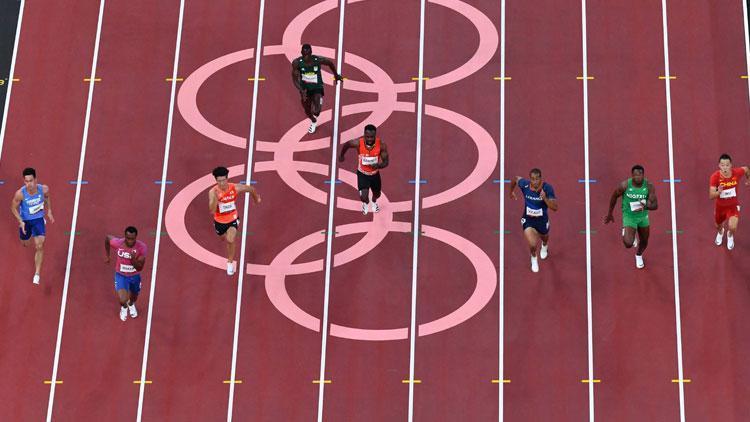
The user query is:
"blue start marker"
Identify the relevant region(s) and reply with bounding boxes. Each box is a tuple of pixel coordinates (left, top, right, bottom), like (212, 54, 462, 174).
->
(238, 180, 258, 185)
(154, 180, 174, 185)
(324, 179, 342, 184)
(492, 179, 511, 184)
(578, 179, 597, 183)
(408, 179, 427, 184)
(69, 180, 89, 185)
(662, 179, 682, 183)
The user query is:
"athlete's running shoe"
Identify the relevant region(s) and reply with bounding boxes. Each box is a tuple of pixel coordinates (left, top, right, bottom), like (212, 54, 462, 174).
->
(635, 254, 644, 269)
(715, 228, 725, 246)
(371, 202, 380, 213)
(727, 233, 735, 251)
(531, 256, 539, 273)
(308, 120, 317, 134)
(540, 243, 549, 260)
(362, 202, 369, 215)
(32, 274, 40, 285)
(128, 303, 138, 318)
(120, 307, 128, 322)
(227, 260, 236, 276)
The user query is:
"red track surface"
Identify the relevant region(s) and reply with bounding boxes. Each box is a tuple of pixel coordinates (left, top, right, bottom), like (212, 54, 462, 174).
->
(2, 1, 750, 420)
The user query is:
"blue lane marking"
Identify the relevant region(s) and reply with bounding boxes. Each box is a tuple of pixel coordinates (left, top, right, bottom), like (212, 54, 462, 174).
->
(154, 180, 174, 185)
(408, 179, 427, 184)
(0, 180, 5, 185)
(578, 179, 597, 183)
(662, 179, 682, 183)
(69, 180, 89, 185)
(239, 180, 258, 185)
(492, 179, 511, 184)
(324, 180, 342, 184)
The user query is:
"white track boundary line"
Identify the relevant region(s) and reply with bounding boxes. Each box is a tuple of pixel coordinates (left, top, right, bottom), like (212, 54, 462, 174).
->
(580, 0, 596, 420)
(45, 1, 107, 420)
(407, 0, 427, 421)
(659, 1, 687, 421)
(135, 1, 185, 420)
(226, 1, 266, 421)
(316, 1, 346, 421)
(497, 0, 506, 419)
(743, 0, 750, 105)
(0, 0, 26, 162)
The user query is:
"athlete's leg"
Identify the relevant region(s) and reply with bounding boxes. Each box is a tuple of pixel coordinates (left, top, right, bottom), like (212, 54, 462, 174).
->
(636, 225, 650, 255)
(33, 235, 45, 275)
(301, 93, 314, 121)
(523, 227, 540, 257)
(310, 93, 323, 120)
(727, 215, 739, 235)
(622, 226, 637, 248)
(224, 226, 237, 263)
(116, 288, 129, 307)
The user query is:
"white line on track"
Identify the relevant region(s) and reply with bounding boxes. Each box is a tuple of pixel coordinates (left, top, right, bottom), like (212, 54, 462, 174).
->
(743, 0, 750, 104)
(135, 1, 185, 420)
(658, 1, 687, 421)
(46, 1, 107, 420)
(407, 0, 427, 420)
(226, 1, 266, 420)
(580, 0, 596, 420)
(497, 0, 507, 420)
(0, 0, 26, 162)
(316, 1, 347, 421)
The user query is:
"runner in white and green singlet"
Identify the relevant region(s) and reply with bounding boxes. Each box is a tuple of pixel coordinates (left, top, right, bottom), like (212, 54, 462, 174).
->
(604, 165, 659, 269)
(291, 43, 343, 134)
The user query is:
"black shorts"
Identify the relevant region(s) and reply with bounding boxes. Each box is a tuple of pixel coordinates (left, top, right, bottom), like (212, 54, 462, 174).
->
(357, 171, 381, 193)
(214, 219, 239, 236)
(521, 215, 550, 235)
(303, 87, 324, 98)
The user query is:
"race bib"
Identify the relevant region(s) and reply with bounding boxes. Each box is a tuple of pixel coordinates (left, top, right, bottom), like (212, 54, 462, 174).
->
(28, 202, 44, 214)
(526, 206, 543, 217)
(301, 72, 318, 83)
(629, 201, 645, 212)
(361, 156, 378, 166)
(720, 187, 737, 199)
(219, 202, 236, 213)
(120, 263, 135, 273)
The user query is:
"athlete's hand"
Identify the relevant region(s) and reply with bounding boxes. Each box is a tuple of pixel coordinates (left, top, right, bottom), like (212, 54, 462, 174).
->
(509, 190, 517, 200)
(333, 74, 343, 84)
(47, 212, 55, 224)
(19, 220, 26, 235)
(104, 255, 110, 264)
(603, 214, 614, 224)
(253, 193, 262, 204)
(338, 154, 345, 163)
(539, 190, 547, 201)
(718, 184, 724, 193)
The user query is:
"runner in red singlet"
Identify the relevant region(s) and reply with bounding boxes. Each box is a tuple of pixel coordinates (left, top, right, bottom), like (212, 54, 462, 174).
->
(209, 166, 261, 275)
(339, 124, 389, 215)
(709, 153, 750, 250)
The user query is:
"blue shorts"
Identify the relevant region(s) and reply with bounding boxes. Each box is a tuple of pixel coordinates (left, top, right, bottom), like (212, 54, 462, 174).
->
(114, 273, 142, 294)
(521, 215, 550, 235)
(19, 218, 46, 240)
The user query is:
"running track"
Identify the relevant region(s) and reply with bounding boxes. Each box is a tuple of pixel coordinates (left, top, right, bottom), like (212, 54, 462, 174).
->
(1, 1, 750, 420)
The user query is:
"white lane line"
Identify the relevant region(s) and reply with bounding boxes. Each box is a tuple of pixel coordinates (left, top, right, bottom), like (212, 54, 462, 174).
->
(743, 0, 750, 104)
(497, 0, 507, 420)
(580, 0, 596, 420)
(46, 1, 107, 420)
(407, 0, 427, 421)
(0, 0, 26, 162)
(226, 1, 266, 421)
(316, 1, 346, 421)
(659, 1, 687, 421)
(135, 1, 185, 420)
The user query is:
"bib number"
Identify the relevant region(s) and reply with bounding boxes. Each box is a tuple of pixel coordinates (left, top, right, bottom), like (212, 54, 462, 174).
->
(720, 187, 737, 199)
(120, 263, 135, 273)
(219, 202, 236, 213)
(526, 206, 543, 217)
(629, 200, 645, 212)
(361, 156, 378, 166)
(301, 72, 318, 84)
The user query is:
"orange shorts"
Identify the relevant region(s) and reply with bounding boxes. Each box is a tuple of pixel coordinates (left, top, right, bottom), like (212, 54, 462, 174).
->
(715, 204, 740, 225)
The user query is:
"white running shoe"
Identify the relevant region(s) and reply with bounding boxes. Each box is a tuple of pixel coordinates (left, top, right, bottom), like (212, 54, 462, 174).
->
(371, 202, 380, 213)
(727, 234, 735, 250)
(308, 120, 317, 134)
(635, 254, 644, 269)
(362, 202, 369, 215)
(32, 274, 40, 285)
(128, 303, 138, 318)
(531, 256, 539, 273)
(119, 307, 128, 321)
(227, 261, 236, 276)
(715, 228, 725, 246)
(540, 243, 549, 260)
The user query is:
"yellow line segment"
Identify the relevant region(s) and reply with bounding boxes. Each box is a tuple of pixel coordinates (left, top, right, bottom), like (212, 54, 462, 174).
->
(43, 380, 63, 384)
(493, 76, 512, 80)
(671, 379, 691, 383)
(312, 380, 331, 384)
(581, 379, 601, 383)
(402, 379, 421, 384)
(491, 379, 512, 383)
(223, 380, 243, 384)
(658, 76, 677, 80)
(576, 76, 595, 80)
(247, 77, 266, 81)
(133, 380, 153, 384)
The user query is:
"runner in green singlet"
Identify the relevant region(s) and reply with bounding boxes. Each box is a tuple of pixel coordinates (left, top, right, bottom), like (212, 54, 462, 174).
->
(291, 43, 343, 134)
(604, 165, 658, 269)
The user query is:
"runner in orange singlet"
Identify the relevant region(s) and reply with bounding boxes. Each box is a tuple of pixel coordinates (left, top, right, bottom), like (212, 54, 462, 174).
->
(709, 153, 750, 250)
(208, 166, 261, 275)
(339, 124, 389, 215)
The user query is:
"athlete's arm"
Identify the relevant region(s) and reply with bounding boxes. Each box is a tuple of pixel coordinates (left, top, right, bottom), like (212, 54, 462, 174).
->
(236, 183, 262, 204)
(743, 166, 750, 185)
(208, 189, 218, 215)
(509, 177, 522, 200)
(604, 181, 627, 224)
(10, 190, 26, 233)
(291, 59, 303, 91)
(646, 182, 658, 210)
(338, 139, 359, 162)
(374, 142, 389, 169)
(42, 185, 54, 223)
(319, 57, 343, 83)
(104, 235, 113, 263)
(540, 185, 558, 212)
(132, 247, 146, 271)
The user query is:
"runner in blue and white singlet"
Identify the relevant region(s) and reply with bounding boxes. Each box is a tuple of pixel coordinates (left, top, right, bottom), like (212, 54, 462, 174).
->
(509, 168, 558, 273)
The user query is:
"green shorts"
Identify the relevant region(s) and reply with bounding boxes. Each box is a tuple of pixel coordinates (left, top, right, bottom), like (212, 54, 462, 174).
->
(622, 212, 649, 228)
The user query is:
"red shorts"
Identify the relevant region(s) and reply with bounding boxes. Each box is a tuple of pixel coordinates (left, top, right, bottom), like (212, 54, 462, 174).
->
(715, 204, 740, 225)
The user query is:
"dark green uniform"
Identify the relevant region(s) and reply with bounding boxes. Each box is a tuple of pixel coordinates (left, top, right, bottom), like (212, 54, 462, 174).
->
(297, 55, 324, 95)
(622, 178, 650, 228)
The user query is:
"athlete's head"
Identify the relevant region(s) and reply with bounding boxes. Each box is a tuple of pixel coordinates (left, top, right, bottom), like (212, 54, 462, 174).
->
(212, 166, 230, 189)
(364, 124, 377, 146)
(124, 226, 138, 247)
(719, 153, 732, 174)
(529, 168, 542, 190)
(301, 43, 312, 58)
(631, 164, 645, 184)
(22, 167, 37, 190)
